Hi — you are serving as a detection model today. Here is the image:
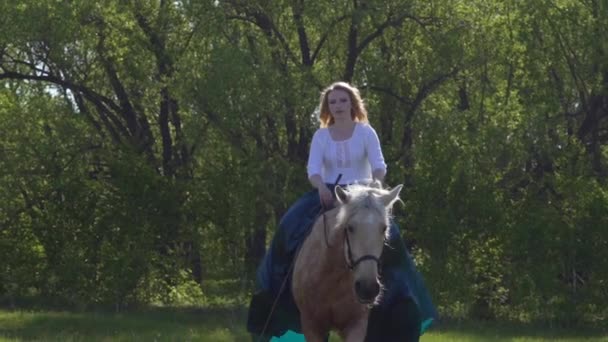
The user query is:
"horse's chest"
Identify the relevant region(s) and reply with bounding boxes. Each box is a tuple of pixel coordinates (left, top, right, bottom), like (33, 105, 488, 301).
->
(299, 274, 366, 327)
(330, 295, 367, 327)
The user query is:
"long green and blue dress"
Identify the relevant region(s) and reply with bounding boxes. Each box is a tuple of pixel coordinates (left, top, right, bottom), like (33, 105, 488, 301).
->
(246, 185, 437, 342)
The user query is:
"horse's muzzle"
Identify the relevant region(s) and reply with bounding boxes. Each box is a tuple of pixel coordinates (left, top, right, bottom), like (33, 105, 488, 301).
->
(354, 279, 380, 303)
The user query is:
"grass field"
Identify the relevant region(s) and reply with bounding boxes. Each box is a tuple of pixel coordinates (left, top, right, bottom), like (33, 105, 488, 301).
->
(0, 307, 606, 342)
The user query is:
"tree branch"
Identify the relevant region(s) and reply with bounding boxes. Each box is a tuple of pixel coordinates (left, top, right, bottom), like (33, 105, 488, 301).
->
(363, 84, 411, 105)
(311, 15, 349, 65)
(292, 0, 311, 66)
(225, 2, 299, 65)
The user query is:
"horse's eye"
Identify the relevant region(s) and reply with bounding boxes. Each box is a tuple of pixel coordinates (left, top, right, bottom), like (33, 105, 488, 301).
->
(348, 225, 355, 233)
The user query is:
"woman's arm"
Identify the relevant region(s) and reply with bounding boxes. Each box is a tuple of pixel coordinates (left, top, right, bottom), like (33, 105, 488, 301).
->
(307, 130, 334, 207)
(308, 174, 326, 189)
(372, 168, 386, 183)
(309, 174, 334, 207)
(366, 125, 387, 183)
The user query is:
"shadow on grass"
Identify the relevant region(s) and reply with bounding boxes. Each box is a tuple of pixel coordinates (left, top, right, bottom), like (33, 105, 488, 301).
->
(0, 306, 252, 342)
(1, 305, 607, 342)
(430, 318, 608, 341)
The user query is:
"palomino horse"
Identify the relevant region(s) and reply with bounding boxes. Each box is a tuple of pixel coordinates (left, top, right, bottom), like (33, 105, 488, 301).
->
(292, 182, 403, 342)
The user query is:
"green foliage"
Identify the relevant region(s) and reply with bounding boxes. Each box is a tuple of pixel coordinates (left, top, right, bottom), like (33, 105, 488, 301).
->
(1, 0, 607, 327)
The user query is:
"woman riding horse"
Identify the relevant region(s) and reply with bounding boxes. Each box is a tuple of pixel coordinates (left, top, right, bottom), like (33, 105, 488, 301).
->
(247, 82, 437, 341)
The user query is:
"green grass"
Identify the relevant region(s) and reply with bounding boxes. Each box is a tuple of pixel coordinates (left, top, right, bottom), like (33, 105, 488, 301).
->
(425, 320, 608, 342)
(0, 307, 606, 341)
(0, 307, 250, 342)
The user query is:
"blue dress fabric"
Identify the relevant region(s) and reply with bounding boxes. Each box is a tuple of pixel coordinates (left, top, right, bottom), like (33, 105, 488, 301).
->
(247, 185, 438, 341)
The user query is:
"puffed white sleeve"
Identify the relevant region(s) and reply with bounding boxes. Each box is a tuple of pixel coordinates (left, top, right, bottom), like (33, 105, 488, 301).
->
(307, 129, 324, 178)
(365, 125, 387, 173)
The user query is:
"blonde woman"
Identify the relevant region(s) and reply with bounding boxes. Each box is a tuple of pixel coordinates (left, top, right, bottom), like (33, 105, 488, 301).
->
(248, 82, 437, 342)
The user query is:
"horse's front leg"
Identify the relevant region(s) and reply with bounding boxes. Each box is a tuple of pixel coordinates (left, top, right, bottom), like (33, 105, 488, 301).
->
(341, 316, 368, 342)
(300, 314, 328, 342)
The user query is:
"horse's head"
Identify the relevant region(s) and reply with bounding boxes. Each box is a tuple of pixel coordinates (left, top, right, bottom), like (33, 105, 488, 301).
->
(334, 183, 403, 304)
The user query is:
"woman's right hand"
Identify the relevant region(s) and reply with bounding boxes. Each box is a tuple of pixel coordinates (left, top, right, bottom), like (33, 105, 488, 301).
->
(318, 185, 334, 208)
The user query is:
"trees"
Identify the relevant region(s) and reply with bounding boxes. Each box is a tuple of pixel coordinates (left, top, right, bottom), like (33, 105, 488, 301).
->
(1, 0, 606, 324)
(1, 0, 221, 305)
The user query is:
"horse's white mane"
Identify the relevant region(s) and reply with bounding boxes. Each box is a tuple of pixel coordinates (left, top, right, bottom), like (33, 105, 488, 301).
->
(335, 183, 395, 229)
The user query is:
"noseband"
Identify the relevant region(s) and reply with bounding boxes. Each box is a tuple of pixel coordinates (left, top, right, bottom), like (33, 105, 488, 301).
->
(323, 213, 381, 270)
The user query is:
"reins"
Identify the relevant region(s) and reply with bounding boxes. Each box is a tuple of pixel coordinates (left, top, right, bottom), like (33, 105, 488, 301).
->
(322, 212, 332, 247)
(322, 211, 381, 270)
(321, 173, 381, 270)
(257, 175, 342, 341)
(344, 228, 381, 270)
(257, 250, 297, 342)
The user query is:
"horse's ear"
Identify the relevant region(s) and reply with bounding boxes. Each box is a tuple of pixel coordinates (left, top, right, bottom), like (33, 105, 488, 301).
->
(335, 185, 350, 204)
(381, 184, 403, 207)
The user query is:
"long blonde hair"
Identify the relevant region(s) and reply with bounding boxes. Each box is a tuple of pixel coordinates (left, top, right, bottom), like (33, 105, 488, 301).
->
(318, 82, 369, 128)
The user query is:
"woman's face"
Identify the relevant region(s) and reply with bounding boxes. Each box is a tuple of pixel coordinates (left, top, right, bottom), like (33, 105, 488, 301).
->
(327, 89, 353, 122)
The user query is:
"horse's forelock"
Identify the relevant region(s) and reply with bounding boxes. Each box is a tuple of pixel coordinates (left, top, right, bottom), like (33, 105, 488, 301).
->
(336, 185, 388, 227)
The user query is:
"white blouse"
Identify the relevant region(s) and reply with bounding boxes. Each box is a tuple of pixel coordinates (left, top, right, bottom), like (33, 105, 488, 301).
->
(307, 123, 387, 185)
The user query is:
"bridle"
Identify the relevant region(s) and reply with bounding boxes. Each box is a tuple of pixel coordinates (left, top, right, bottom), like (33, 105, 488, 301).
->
(323, 212, 381, 270)
(344, 225, 381, 269)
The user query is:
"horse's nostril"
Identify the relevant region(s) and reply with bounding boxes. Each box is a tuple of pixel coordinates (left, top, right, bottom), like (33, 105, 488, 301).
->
(371, 282, 380, 296)
(354, 280, 379, 302)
